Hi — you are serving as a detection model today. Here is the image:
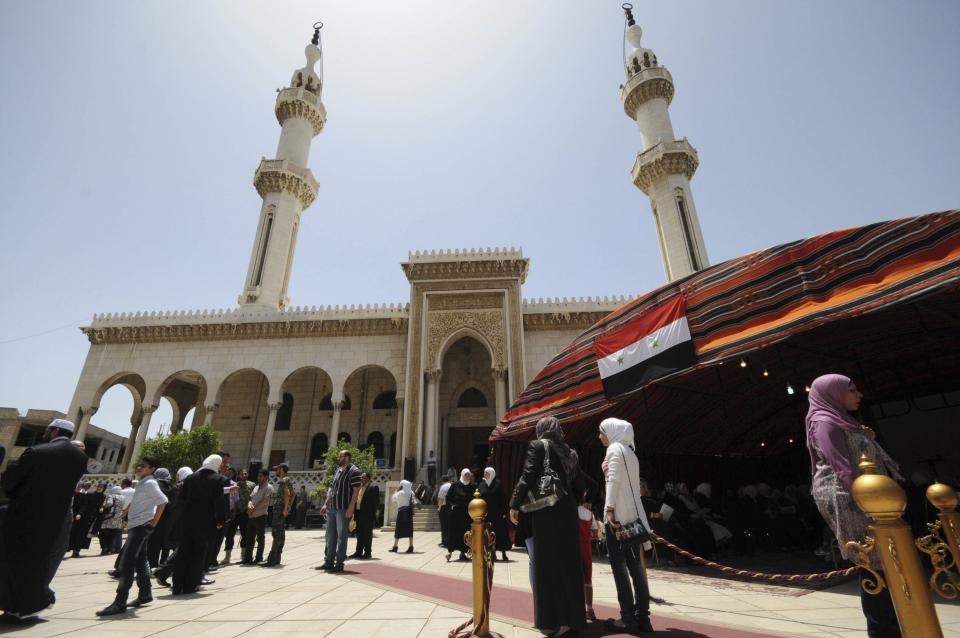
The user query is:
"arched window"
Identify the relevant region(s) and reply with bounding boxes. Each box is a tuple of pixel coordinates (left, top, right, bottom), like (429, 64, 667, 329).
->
(389, 432, 397, 466)
(337, 432, 351, 443)
(310, 433, 328, 464)
(366, 431, 385, 458)
(276, 392, 294, 431)
(457, 387, 488, 408)
(372, 390, 397, 410)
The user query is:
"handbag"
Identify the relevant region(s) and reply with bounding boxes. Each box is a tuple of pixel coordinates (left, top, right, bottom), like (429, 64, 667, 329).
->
(520, 440, 567, 512)
(613, 444, 651, 547)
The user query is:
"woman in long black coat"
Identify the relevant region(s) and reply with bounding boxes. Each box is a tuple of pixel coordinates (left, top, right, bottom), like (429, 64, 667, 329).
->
(478, 468, 511, 562)
(172, 456, 227, 595)
(68, 482, 102, 557)
(445, 469, 476, 562)
(509, 416, 586, 637)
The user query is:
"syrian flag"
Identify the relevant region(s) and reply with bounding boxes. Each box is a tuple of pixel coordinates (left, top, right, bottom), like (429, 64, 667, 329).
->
(595, 295, 696, 396)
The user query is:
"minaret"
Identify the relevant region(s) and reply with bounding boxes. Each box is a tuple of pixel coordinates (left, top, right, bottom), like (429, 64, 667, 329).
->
(239, 23, 326, 310)
(620, 5, 708, 281)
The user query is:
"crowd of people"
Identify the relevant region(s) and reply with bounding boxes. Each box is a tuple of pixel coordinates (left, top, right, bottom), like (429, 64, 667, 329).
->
(0, 372, 927, 636)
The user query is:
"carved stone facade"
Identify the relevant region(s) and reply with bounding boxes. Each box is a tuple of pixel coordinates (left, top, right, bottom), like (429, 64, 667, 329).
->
(425, 310, 506, 369)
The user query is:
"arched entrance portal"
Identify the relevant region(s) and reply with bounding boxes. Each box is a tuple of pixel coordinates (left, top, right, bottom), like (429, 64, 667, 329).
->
(439, 336, 497, 478)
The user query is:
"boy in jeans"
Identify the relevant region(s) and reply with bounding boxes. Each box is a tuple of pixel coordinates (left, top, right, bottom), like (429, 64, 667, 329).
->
(97, 456, 168, 616)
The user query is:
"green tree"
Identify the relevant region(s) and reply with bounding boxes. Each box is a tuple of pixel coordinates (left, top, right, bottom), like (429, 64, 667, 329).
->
(309, 440, 377, 500)
(138, 426, 221, 473)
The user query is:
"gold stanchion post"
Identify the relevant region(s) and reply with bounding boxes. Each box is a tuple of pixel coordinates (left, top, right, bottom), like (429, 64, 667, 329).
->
(466, 489, 492, 638)
(848, 455, 944, 637)
(926, 483, 960, 568)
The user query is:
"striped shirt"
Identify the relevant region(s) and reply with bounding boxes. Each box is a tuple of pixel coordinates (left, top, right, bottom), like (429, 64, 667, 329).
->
(327, 464, 361, 510)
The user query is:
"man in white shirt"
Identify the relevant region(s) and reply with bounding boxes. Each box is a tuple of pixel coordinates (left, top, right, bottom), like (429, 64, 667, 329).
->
(97, 456, 168, 616)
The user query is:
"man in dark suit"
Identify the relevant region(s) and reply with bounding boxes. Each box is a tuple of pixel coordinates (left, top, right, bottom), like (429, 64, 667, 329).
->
(350, 473, 380, 559)
(0, 419, 88, 620)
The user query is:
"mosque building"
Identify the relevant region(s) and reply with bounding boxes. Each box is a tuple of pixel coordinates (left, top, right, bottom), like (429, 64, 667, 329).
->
(66, 17, 708, 484)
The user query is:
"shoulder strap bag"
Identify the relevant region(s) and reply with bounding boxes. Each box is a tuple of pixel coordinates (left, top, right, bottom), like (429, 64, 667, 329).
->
(613, 443, 651, 548)
(519, 440, 567, 512)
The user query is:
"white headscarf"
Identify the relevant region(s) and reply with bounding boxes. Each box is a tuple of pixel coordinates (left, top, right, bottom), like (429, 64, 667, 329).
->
(460, 468, 472, 485)
(695, 483, 712, 499)
(177, 466, 193, 482)
(110, 486, 122, 495)
(201, 455, 222, 472)
(483, 467, 495, 486)
(599, 417, 635, 450)
(393, 479, 415, 504)
(399, 479, 413, 495)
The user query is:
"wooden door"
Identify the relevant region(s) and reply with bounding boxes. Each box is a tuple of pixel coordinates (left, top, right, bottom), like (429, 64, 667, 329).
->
(449, 429, 474, 474)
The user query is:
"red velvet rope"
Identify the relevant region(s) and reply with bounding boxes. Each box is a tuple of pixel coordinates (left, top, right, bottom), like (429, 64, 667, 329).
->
(650, 532, 858, 582)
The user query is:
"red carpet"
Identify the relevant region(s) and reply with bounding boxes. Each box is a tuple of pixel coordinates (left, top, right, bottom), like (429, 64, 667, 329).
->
(345, 561, 778, 637)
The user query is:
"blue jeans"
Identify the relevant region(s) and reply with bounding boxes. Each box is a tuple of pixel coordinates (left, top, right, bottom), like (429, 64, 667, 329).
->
(115, 525, 153, 606)
(325, 508, 350, 568)
(605, 524, 650, 624)
(525, 536, 535, 589)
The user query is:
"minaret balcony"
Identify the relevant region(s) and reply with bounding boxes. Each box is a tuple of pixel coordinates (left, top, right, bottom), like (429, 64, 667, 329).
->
(621, 66, 674, 118)
(254, 158, 319, 208)
(275, 87, 327, 136)
(630, 138, 699, 195)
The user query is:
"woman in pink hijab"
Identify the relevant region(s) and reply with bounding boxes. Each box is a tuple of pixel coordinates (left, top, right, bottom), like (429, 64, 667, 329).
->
(806, 373, 902, 638)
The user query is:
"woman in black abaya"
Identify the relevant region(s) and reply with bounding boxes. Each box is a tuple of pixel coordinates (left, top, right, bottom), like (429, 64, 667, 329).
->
(445, 469, 476, 562)
(478, 467, 511, 562)
(509, 416, 585, 637)
(68, 482, 102, 557)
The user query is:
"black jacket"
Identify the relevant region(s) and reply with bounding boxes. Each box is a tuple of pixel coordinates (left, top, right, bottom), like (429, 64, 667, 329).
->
(356, 484, 380, 525)
(510, 439, 584, 511)
(179, 469, 227, 540)
(1, 436, 88, 549)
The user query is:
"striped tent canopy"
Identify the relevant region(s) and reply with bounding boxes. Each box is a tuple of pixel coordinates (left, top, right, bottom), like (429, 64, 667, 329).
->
(491, 210, 960, 456)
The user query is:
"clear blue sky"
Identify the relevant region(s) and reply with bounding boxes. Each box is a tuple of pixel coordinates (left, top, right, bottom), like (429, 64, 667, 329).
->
(1, 1, 958, 439)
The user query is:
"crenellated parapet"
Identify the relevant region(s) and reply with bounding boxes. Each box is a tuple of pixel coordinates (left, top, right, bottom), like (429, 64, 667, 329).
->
(253, 158, 319, 208)
(84, 303, 410, 344)
(521, 295, 632, 331)
(402, 247, 529, 283)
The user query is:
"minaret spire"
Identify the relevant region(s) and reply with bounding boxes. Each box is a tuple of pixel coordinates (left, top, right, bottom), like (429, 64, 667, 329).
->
(620, 4, 708, 282)
(239, 22, 327, 310)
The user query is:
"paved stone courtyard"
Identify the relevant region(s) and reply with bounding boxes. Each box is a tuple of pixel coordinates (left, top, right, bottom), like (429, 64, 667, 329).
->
(7, 529, 959, 637)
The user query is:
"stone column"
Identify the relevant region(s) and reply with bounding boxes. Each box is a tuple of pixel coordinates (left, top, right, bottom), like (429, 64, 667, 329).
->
(119, 416, 139, 473)
(329, 401, 343, 445)
(74, 406, 98, 441)
(424, 369, 442, 471)
(260, 402, 283, 464)
(393, 398, 405, 470)
(129, 405, 157, 466)
(203, 404, 217, 426)
(492, 367, 508, 419)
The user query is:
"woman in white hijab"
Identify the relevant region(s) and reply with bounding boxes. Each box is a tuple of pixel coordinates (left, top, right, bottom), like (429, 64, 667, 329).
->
(478, 467, 511, 562)
(390, 480, 418, 553)
(599, 417, 653, 634)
